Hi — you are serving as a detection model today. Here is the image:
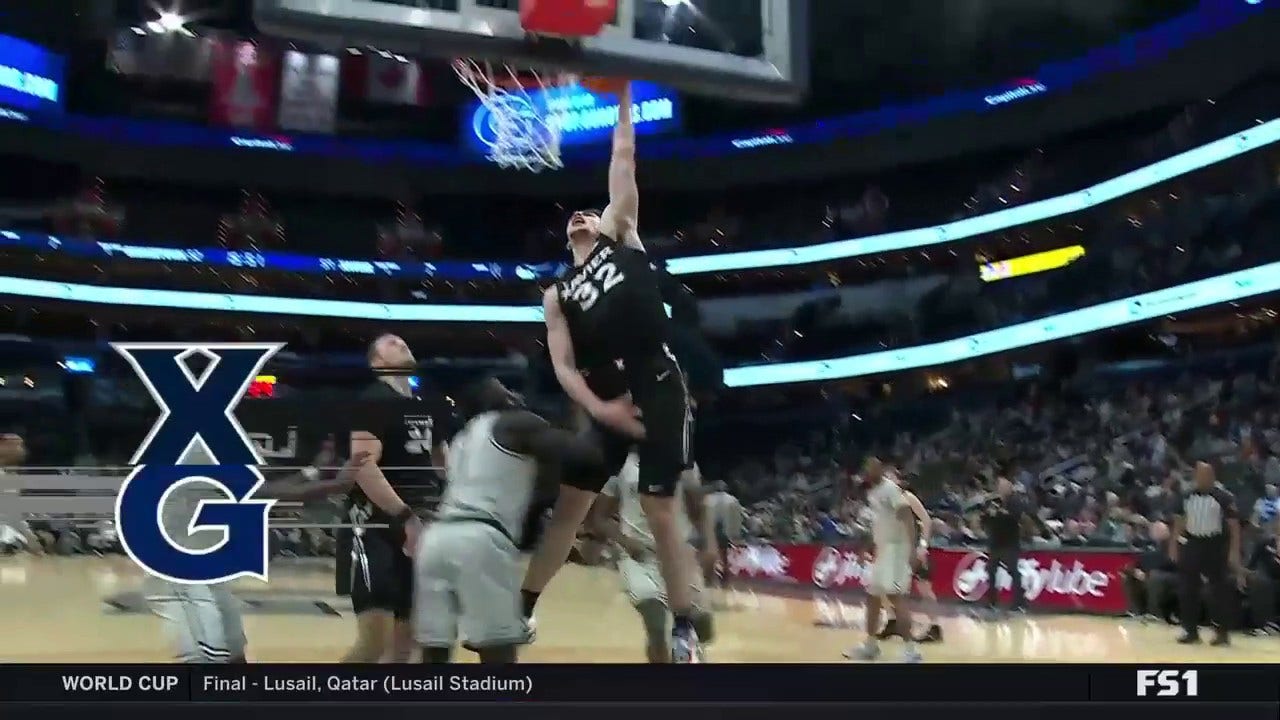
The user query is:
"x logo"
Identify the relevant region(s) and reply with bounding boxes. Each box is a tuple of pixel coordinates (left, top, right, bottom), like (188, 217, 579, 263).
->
(113, 343, 283, 466)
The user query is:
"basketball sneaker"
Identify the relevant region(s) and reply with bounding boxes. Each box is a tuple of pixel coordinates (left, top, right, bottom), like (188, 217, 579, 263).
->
(521, 615, 537, 645)
(671, 627, 702, 663)
(874, 618, 899, 640)
(843, 640, 881, 661)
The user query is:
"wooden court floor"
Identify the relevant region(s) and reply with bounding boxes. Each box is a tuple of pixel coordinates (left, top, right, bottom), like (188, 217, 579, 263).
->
(1, 555, 1276, 663)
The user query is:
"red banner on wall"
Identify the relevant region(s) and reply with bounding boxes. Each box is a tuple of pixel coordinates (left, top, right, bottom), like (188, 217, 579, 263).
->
(209, 40, 280, 131)
(727, 544, 1136, 615)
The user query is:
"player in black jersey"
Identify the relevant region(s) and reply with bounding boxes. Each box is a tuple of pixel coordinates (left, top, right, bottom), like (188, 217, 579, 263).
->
(519, 81, 703, 663)
(343, 333, 452, 663)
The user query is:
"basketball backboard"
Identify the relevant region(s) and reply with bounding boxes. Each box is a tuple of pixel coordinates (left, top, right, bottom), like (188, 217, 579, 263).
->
(253, 0, 808, 104)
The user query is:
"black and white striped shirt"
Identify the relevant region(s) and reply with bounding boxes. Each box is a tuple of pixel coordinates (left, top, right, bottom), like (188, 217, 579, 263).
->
(1176, 484, 1238, 539)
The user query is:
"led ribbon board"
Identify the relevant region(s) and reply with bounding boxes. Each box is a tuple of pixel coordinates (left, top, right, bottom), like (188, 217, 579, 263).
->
(665, 119, 1280, 275)
(722, 263, 1280, 387)
(460, 79, 681, 157)
(3, 118, 1279, 281)
(980, 245, 1086, 282)
(0, 260, 1276, 387)
(0, 34, 63, 116)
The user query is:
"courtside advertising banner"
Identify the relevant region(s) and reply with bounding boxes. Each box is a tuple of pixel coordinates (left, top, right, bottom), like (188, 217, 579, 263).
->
(0, 33, 63, 117)
(209, 40, 281, 131)
(727, 543, 1134, 614)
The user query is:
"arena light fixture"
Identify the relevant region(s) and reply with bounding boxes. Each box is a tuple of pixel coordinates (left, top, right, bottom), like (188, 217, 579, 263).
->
(2, 119, 1277, 284)
(0, 260, 1277, 387)
(666, 119, 1280, 275)
(157, 11, 185, 31)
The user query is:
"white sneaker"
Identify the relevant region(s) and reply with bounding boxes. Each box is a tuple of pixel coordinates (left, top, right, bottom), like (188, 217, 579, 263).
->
(522, 615, 537, 645)
(902, 646, 923, 663)
(843, 642, 881, 661)
(671, 627, 702, 663)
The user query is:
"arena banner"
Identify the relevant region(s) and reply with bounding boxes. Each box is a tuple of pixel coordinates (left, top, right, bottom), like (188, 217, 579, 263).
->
(208, 39, 281, 130)
(277, 50, 339, 134)
(108, 29, 212, 82)
(727, 543, 1135, 615)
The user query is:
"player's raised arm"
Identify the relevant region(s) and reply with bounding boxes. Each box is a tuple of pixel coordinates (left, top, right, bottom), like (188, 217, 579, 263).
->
(598, 82, 642, 251)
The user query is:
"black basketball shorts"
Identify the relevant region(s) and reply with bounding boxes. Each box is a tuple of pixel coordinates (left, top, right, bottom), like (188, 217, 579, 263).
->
(348, 528, 414, 619)
(572, 355, 691, 498)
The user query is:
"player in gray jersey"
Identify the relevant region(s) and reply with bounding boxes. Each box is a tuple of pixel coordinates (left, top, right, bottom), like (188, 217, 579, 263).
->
(146, 444, 369, 663)
(414, 377, 603, 664)
(591, 454, 715, 662)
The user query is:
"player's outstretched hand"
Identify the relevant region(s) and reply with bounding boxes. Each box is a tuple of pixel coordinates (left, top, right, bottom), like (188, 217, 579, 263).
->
(402, 515, 424, 557)
(593, 396, 646, 439)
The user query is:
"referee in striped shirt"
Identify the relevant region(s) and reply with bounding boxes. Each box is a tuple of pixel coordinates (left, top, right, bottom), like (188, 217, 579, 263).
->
(1170, 462, 1242, 646)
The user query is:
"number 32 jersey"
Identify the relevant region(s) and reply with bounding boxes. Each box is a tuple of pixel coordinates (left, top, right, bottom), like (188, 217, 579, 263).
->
(556, 236, 670, 384)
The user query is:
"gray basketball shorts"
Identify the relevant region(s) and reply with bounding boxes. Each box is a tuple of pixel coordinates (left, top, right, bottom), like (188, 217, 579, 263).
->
(145, 581, 247, 663)
(414, 520, 525, 650)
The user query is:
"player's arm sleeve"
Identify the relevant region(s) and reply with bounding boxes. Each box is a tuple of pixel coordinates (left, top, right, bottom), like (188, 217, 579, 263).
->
(544, 287, 609, 414)
(599, 83, 642, 251)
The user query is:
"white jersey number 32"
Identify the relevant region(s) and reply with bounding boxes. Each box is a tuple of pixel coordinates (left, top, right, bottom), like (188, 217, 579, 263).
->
(567, 262, 626, 311)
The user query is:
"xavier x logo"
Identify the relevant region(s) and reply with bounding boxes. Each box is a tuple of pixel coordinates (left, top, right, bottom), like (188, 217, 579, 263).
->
(113, 343, 282, 584)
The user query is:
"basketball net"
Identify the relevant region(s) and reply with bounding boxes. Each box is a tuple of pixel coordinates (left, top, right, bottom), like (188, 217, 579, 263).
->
(453, 58, 575, 173)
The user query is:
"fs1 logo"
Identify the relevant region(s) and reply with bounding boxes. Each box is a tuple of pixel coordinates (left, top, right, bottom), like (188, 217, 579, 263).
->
(113, 343, 283, 585)
(1136, 670, 1199, 697)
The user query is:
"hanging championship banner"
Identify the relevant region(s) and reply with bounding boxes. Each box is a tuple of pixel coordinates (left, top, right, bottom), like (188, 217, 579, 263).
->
(208, 39, 280, 130)
(277, 50, 339, 134)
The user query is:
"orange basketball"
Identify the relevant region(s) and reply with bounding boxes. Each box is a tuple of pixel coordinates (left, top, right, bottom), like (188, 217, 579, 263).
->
(579, 76, 627, 95)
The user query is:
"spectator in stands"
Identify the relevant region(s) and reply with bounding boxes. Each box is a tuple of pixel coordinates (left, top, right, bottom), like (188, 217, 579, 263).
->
(1059, 519, 1087, 546)
(1252, 483, 1279, 537)
(1244, 525, 1279, 634)
(1124, 521, 1178, 623)
(0, 433, 44, 555)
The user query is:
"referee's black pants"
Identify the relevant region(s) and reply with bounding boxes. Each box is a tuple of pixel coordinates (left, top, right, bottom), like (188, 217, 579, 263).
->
(985, 544, 1026, 609)
(1179, 537, 1233, 635)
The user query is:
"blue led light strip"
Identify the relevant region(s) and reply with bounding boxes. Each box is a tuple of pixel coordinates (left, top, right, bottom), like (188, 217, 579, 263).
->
(0, 259, 1276, 387)
(723, 263, 1280, 387)
(665, 119, 1280, 275)
(3, 118, 1278, 282)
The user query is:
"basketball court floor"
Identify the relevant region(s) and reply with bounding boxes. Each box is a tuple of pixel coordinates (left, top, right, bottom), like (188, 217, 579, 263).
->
(1, 555, 1275, 663)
